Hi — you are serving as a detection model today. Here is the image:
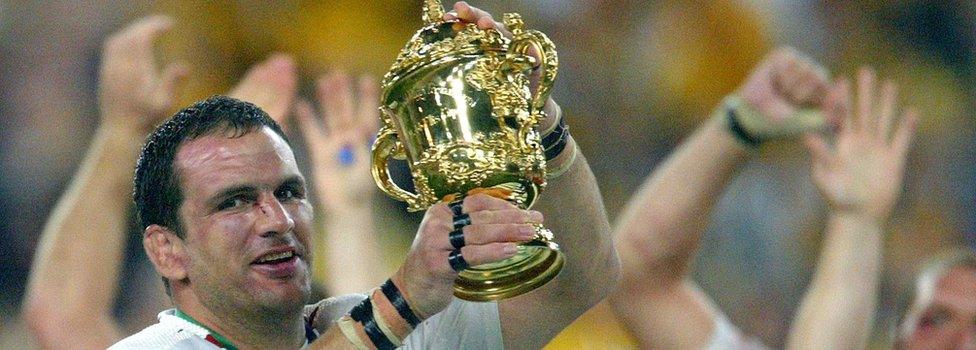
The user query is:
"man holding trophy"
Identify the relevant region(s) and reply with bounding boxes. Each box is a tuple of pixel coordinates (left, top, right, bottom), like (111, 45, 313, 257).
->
(111, 1, 619, 349)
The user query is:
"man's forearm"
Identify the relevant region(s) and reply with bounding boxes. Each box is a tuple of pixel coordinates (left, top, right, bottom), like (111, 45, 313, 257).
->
(787, 212, 884, 350)
(319, 205, 388, 294)
(499, 139, 619, 348)
(616, 115, 750, 286)
(24, 125, 142, 347)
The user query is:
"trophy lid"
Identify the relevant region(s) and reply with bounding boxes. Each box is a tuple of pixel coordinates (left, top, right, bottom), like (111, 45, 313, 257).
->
(381, 0, 511, 98)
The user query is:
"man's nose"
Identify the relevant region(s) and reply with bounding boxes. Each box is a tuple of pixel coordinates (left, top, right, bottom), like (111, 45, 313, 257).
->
(256, 196, 294, 237)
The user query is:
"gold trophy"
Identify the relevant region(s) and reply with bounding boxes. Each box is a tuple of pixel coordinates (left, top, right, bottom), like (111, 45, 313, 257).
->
(371, 0, 564, 301)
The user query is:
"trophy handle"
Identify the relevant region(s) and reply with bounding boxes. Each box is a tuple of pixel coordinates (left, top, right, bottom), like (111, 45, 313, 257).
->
(371, 127, 422, 206)
(504, 13, 559, 112)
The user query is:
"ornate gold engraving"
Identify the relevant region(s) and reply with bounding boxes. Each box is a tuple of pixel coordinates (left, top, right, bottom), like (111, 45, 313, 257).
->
(371, 0, 563, 301)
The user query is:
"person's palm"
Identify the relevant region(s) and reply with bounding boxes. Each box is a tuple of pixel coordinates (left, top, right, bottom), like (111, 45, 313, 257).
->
(297, 72, 380, 212)
(805, 69, 916, 221)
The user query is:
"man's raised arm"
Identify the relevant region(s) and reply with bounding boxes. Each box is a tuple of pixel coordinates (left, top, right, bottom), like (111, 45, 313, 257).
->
(608, 48, 830, 349)
(787, 69, 916, 349)
(22, 16, 188, 349)
(23, 15, 299, 349)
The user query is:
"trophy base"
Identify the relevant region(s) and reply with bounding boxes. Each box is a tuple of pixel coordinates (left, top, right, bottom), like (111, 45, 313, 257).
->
(453, 235, 565, 301)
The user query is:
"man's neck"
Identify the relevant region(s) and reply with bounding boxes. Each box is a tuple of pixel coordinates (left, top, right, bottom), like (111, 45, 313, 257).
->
(174, 292, 306, 350)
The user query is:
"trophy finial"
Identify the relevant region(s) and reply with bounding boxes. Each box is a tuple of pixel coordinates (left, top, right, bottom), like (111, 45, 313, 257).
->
(423, 0, 445, 25)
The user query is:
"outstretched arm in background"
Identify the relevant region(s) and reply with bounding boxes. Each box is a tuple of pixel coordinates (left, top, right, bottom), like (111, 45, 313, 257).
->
(22, 15, 298, 349)
(22, 16, 187, 349)
(787, 69, 916, 350)
(608, 48, 830, 349)
(296, 72, 388, 294)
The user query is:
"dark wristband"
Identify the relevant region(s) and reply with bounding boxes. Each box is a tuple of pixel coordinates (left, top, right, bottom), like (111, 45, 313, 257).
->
(349, 297, 396, 350)
(727, 107, 762, 147)
(542, 118, 569, 160)
(380, 279, 422, 328)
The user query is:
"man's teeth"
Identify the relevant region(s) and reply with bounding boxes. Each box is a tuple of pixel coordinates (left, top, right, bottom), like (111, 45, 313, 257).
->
(257, 251, 294, 263)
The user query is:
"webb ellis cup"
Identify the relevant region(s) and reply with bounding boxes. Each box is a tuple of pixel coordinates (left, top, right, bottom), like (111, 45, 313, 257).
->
(371, 0, 564, 301)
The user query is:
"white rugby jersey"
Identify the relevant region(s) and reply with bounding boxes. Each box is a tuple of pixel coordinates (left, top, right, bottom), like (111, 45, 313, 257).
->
(110, 296, 503, 349)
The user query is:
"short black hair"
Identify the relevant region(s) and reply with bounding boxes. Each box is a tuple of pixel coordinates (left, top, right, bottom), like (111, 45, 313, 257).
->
(133, 95, 289, 238)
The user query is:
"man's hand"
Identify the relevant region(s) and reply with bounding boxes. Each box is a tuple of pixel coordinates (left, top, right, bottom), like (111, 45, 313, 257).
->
(227, 53, 298, 126)
(98, 15, 187, 135)
(295, 72, 379, 212)
(393, 194, 540, 318)
(804, 68, 917, 222)
(737, 47, 830, 123)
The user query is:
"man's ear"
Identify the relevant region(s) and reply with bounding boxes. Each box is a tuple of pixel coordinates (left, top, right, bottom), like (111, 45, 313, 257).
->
(144, 224, 188, 281)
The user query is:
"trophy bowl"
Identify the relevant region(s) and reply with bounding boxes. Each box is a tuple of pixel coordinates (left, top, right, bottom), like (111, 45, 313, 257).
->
(371, 0, 564, 301)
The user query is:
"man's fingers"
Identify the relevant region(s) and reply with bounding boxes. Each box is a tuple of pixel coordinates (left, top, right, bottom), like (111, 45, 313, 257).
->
(357, 75, 380, 135)
(295, 99, 327, 149)
(795, 66, 829, 106)
(459, 224, 537, 246)
(856, 67, 876, 133)
(891, 109, 917, 158)
(468, 209, 543, 226)
(150, 62, 189, 113)
(803, 133, 832, 165)
(129, 15, 174, 42)
(453, 2, 478, 22)
(456, 193, 518, 213)
(319, 72, 355, 133)
(458, 243, 519, 267)
(877, 80, 898, 140)
(115, 15, 174, 48)
(477, 16, 498, 31)
(227, 54, 298, 125)
(829, 78, 852, 134)
(109, 16, 174, 63)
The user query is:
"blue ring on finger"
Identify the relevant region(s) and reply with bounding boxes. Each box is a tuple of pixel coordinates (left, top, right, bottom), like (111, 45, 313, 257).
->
(452, 213, 471, 230)
(448, 228, 466, 249)
(448, 249, 469, 272)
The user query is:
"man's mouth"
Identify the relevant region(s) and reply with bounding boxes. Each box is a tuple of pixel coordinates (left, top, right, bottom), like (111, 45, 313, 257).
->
(251, 249, 303, 278)
(253, 250, 296, 265)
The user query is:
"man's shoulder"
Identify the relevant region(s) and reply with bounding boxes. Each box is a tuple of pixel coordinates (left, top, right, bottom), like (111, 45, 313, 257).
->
(109, 310, 218, 350)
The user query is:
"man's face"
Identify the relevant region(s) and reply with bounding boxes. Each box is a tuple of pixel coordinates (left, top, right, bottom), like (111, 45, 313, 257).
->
(173, 127, 313, 316)
(901, 266, 976, 350)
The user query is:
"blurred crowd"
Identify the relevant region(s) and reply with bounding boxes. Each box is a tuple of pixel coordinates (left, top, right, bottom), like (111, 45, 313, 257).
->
(1, 0, 974, 348)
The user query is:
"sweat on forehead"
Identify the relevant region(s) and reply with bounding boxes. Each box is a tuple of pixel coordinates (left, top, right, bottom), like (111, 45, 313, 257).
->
(174, 127, 297, 180)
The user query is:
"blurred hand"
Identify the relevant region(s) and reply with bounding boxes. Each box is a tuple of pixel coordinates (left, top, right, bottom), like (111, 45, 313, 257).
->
(296, 72, 379, 212)
(227, 53, 298, 126)
(393, 194, 538, 318)
(98, 15, 188, 134)
(804, 68, 917, 222)
(736, 47, 831, 127)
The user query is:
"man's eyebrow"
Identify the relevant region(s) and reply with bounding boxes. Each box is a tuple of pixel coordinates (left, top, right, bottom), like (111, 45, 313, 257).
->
(207, 185, 257, 207)
(280, 175, 306, 187)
